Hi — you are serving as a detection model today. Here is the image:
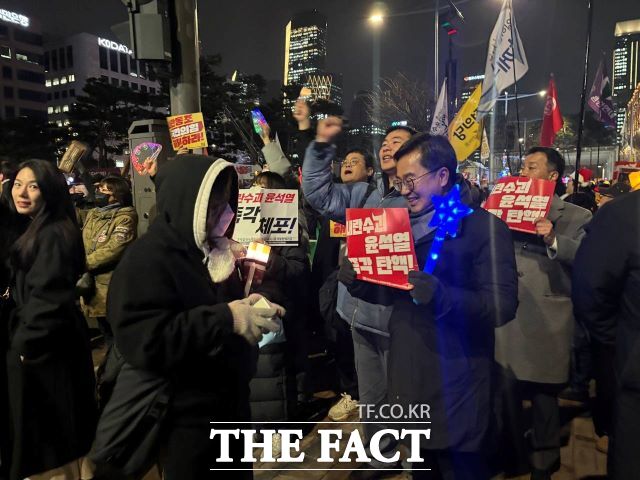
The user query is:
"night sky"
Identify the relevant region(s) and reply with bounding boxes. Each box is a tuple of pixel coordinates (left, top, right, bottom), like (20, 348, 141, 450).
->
(6, 0, 640, 118)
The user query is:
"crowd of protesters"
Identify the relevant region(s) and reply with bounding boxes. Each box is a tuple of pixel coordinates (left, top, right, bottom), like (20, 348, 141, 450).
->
(0, 96, 639, 480)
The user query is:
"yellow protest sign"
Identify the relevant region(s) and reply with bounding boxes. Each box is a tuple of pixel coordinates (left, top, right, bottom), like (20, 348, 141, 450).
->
(329, 220, 346, 238)
(167, 112, 208, 151)
(449, 84, 482, 162)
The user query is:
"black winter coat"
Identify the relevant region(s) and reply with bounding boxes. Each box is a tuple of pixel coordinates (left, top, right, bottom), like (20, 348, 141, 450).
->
(573, 191, 640, 390)
(6, 224, 96, 480)
(252, 236, 311, 421)
(108, 156, 256, 425)
(249, 343, 287, 423)
(350, 208, 518, 452)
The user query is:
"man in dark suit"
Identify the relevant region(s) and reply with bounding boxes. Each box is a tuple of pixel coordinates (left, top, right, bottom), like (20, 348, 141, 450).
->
(495, 147, 592, 479)
(342, 134, 518, 479)
(572, 190, 640, 479)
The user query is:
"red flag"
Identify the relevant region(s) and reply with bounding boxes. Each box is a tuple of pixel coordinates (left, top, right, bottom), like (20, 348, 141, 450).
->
(540, 76, 563, 147)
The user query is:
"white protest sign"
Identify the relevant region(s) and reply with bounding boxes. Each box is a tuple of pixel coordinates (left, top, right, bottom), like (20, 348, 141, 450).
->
(233, 188, 299, 246)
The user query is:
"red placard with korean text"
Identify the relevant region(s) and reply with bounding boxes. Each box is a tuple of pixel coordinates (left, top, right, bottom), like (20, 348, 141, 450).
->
(483, 176, 555, 234)
(346, 208, 418, 290)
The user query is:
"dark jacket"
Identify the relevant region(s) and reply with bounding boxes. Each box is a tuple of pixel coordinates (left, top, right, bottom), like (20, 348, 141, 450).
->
(6, 223, 96, 480)
(108, 156, 256, 423)
(350, 208, 518, 451)
(253, 230, 312, 420)
(573, 191, 640, 390)
(249, 343, 287, 423)
(302, 141, 407, 336)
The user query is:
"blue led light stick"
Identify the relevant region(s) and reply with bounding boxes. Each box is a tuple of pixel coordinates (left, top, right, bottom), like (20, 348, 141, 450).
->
(423, 184, 474, 274)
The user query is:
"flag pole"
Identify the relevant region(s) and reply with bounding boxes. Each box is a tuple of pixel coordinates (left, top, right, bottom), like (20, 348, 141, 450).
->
(508, 2, 523, 169)
(575, 0, 594, 192)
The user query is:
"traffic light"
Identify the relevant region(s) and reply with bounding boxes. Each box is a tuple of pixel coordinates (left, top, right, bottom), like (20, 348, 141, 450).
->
(440, 11, 458, 36)
(440, 1, 464, 36)
(112, 0, 172, 61)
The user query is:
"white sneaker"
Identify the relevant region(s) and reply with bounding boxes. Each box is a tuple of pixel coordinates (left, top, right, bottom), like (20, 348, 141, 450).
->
(272, 432, 282, 458)
(328, 393, 358, 421)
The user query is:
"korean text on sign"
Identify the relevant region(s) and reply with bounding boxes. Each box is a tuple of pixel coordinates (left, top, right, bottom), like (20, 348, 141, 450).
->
(167, 112, 208, 150)
(345, 208, 418, 290)
(233, 188, 299, 246)
(483, 176, 556, 234)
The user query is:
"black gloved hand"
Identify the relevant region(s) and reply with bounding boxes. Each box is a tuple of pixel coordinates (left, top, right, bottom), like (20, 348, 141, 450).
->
(408, 270, 440, 306)
(337, 257, 357, 287)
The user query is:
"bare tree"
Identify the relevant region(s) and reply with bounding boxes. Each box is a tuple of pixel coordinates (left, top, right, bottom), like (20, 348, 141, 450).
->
(365, 73, 435, 132)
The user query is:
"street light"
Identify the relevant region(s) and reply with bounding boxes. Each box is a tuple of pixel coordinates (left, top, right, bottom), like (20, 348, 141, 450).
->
(369, 13, 384, 25)
(367, 1, 468, 98)
(496, 90, 546, 116)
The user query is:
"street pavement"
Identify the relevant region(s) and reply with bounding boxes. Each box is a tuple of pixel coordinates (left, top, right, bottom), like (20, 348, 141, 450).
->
(91, 345, 608, 479)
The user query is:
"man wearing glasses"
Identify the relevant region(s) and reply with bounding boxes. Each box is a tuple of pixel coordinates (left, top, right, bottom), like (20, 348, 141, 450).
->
(343, 133, 518, 479)
(302, 117, 416, 476)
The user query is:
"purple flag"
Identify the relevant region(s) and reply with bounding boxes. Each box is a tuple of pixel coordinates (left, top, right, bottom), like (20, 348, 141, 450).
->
(588, 59, 616, 128)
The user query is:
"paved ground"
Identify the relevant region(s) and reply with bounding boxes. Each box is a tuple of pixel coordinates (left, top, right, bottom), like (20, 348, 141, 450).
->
(91, 343, 608, 479)
(249, 397, 608, 480)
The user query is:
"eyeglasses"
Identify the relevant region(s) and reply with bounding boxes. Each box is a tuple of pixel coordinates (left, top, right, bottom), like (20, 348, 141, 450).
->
(392, 170, 436, 192)
(341, 159, 364, 168)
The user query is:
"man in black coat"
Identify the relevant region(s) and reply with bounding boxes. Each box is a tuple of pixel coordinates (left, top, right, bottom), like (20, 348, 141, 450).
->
(107, 156, 283, 479)
(572, 190, 640, 479)
(342, 134, 518, 479)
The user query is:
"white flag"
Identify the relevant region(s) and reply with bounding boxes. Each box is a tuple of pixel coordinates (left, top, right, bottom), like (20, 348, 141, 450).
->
(430, 81, 449, 136)
(477, 0, 529, 119)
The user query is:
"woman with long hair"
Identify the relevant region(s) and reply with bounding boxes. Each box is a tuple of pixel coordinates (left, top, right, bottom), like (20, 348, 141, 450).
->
(6, 159, 96, 480)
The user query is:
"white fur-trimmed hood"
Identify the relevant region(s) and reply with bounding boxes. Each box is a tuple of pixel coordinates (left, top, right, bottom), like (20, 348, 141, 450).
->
(192, 158, 237, 283)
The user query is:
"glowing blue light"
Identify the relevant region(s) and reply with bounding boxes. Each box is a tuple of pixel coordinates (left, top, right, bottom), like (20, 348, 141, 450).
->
(424, 184, 474, 274)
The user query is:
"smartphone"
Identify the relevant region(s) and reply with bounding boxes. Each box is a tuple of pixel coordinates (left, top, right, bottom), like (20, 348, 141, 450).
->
(251, 108, 268, 135)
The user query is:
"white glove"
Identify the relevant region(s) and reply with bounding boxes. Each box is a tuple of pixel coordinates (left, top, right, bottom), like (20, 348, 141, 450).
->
(244, 293, 286, 317)
(228, 295, 285, 345)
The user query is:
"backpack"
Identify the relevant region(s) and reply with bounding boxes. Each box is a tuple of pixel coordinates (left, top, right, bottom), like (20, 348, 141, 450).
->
(91, 345, 171, 479)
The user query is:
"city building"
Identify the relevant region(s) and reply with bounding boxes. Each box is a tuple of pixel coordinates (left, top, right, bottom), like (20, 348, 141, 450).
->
(44, 32, 160, 126)
(460, 73, 484, 103)
(619, 82, 640, 163)
(0, 7, 47, 121)
(303, 72, 342, 106)
(228, 70, 262, 110)
(283, 10, 327, 87)
(613, 19, 640, 143)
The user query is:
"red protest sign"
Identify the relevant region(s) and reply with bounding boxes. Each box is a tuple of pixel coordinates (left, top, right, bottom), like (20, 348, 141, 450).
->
(346, 208, 418, 290)
(483, 176, 556, 233)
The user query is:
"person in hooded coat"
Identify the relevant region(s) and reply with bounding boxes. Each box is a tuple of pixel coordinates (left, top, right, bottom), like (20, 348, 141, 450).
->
(107, 155, 284, 479)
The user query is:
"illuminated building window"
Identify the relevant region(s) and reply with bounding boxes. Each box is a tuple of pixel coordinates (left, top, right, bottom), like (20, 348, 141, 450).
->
(52, 77, 59, 86)
(47, 106, 53, 114)
(45, 79, 51, 87)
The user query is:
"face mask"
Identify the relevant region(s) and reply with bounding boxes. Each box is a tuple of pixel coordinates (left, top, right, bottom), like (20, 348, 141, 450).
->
(94, 192, 109, 207)
(210, 203, 235, 238)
